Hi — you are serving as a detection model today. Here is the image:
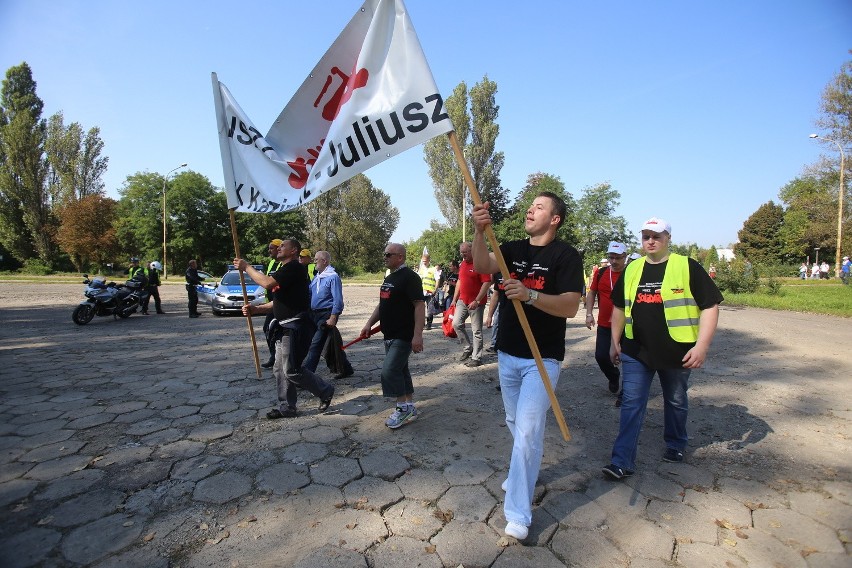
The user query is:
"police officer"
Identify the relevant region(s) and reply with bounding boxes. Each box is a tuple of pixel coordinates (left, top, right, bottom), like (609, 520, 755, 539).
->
(126, 257, 144, 279)
(142, 261, 165, 315)
(186, 259, 203, 318)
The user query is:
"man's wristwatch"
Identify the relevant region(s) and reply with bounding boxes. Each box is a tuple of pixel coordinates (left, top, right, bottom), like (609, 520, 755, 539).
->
(525, 289, 539, 305)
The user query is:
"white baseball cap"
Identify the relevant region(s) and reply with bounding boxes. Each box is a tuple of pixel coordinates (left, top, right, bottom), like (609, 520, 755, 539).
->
(607, 241, 627, 255)
(641, 217, 671, 234)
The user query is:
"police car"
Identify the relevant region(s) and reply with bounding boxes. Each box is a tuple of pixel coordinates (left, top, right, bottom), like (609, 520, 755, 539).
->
(197, 265, 268, 315)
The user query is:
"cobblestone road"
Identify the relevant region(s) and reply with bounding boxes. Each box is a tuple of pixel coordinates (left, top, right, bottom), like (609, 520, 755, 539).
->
(0, 282, 849, 567)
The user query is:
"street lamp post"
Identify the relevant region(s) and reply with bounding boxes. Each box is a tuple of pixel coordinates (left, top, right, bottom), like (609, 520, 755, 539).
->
(162, 163, 188, 279)
(809, 134, 846, 278)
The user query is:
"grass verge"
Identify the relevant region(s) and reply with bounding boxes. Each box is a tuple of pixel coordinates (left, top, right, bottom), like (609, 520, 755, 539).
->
(724, 279, 851, 317)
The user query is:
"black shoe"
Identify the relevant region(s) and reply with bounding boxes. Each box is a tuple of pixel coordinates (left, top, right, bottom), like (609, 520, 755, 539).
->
(267, 407, 297, 419)
(608, 376, 620, 394)
(458, 351, 472, 362)
(318, 396, 333, 412)
(334, 368, 354, 379)
(156, 310, 166, 314)
(662, 448, 684, 463)
(142, 311, 149, 315)
(465, 358, 482, 368)
(485, 346, 496, 354)
(189, 314, 199, 318)
(602, 464, 634, 480)
(261, 359, 274, 369)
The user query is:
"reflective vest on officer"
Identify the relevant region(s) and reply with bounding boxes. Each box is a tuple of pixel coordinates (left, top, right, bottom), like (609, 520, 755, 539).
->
(623, 253, 700, 343)
(265, 258, 282, 301)
(128, 266, 144, 279)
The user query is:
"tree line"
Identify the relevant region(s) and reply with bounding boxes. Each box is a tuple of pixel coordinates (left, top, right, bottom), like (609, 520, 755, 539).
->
(0, 62, 401, 276)
(736, 56, 850, 272)
(15, 58, 842, 281)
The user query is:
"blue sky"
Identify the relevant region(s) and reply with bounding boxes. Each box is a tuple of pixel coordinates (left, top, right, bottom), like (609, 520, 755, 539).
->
(1, 0, 849, 248)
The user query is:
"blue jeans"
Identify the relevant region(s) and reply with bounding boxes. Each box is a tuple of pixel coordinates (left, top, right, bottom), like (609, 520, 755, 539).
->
(610, 353, 691, 471)
(499, 351, 561, 527)
(489, 302, 500, 349)
(381, 339, 414, 398)
(302, 309, 353, 374)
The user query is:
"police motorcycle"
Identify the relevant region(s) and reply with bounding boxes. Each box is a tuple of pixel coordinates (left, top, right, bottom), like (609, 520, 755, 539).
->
(71, 273, 148, 325)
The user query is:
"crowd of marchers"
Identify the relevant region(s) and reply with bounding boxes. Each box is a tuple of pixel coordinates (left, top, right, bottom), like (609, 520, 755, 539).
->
(217, 193, 726, 543)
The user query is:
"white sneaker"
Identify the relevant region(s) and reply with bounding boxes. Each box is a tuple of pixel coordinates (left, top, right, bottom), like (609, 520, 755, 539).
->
(505, 521, 528, 540)
(501, 478, 508, 492)
(385, 406, 417, 429)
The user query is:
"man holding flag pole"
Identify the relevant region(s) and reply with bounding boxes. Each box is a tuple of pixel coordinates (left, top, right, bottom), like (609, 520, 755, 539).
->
(236, 240, 335, 419)
(472, 195, 584, 540)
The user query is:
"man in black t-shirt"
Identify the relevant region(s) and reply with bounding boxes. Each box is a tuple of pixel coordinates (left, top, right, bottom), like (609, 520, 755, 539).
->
(236, 238, 334, 419)
(472, 192, 584, 541)
(360, 243, 425, 430)
(602, 217, 722, 482)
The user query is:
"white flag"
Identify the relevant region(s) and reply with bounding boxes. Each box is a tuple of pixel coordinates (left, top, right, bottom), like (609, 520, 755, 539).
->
(212, 0, 453, 213)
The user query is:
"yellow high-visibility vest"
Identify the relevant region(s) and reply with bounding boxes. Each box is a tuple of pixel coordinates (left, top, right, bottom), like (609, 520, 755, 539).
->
(419, 265, 437, 293)
(623, 253, 700, 343)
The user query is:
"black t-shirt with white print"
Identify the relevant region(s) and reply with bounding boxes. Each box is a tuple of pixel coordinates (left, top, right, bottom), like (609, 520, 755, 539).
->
(612, 257, 723, 369)
(496, 239, 584, 361)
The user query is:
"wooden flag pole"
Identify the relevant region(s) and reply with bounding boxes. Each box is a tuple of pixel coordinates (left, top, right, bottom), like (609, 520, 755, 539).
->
(447, 131, 571, 442)
(229, 208, 262, 378)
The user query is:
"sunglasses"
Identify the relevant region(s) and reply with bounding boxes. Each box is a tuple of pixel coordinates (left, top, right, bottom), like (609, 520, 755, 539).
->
(384, 252, 400, 258)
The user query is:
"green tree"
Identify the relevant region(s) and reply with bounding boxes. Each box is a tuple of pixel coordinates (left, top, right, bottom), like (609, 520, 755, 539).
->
(670, 242, 703, 262)
(812, 55, 851, 267)
(816, 54, 852, 147)
(302, 174, 398, 272)
(705, 245, 718, 268)
(115, 170, 230, 273)
(167, 171, 230, 272)
(114, 171, 164, 260)
(45, 111, 107, 205)
(574, 182, 634, 265)
(778, 169, 839, 261)
(734, 201, 785, 264)
(406, 221, 463, 268)
(494, 172, 577, 246)
(423, 75, 508, 230)
(0, 62, 54, 263)
(236, 211, 306, 264)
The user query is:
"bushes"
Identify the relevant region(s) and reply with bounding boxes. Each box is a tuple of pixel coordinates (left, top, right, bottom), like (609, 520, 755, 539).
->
(714, 259, 759, 293)
(763, 276, 784, 296)
(20, 259, 54, 275)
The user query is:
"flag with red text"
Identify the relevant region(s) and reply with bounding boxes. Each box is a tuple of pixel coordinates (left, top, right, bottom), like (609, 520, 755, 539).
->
(212, 0, 452, 213)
